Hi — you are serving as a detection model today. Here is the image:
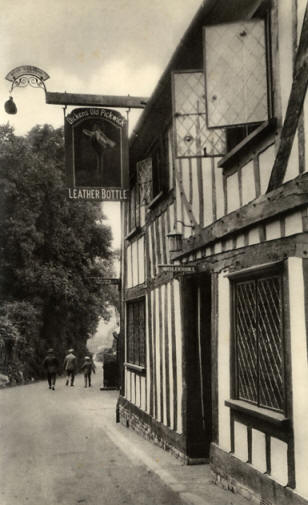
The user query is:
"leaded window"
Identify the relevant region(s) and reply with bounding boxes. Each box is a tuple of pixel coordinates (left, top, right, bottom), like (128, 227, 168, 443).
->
(172, 70, 226, 158)
(204, 15, 273, 152)
(127, 298, 146, 367)
(233, 272, 285, 412)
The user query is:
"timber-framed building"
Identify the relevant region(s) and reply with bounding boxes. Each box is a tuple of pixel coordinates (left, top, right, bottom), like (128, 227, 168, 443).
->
(118, 1, 308, 504)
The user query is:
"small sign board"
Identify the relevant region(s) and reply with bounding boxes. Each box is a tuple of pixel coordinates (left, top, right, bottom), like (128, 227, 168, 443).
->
(158, 264, 197, 273)
(90, 277, 121, 285)
(65, 107, 129, 201)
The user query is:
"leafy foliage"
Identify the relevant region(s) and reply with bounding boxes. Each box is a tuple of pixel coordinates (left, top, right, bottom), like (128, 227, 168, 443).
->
(0, 123, 116, 379)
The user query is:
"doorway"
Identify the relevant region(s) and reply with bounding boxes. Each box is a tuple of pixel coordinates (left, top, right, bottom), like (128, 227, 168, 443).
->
(181, 272, 212, 460)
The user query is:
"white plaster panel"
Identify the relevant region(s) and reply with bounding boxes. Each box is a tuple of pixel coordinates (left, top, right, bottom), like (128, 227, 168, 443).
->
(169, 202, 175, 231)
(248, 227, 260, 246)
(150, 225, 156, 279)
(151, 291, 156, 419)
(214, 242, 222, 255)
(126, 245, 132, 288)
(125, 369, 130, 401)
(236, 234, 245, 249)
(227, 172, 240, 214)
(234, 421, 248, 462)
(241, 161, 256, 205)
(251, 429, 267, 473)
(218, 273, 231, 452)
(135, 374, 141, 408)
(167, 282, 174, 430)
(297, 0, 306, 42)
(175, 160, 184, 235)
(140, 376, 146, 411)
(140, 204, 146, 228)
(265, 220, 281, 241)
(285, 211, 303, 236)
(202, 158, 214, 227)
(165, 213, 170, 264)
(183, 206, 192, 239)
(174, 279, 183, 434)
(159, 216, 165, 264)
(161, 285, 167, 427)
(181, 158, 191, 201)
(224, 239, 233, 251)
(146, 294, 150, 414)
(271, 437, 288, 486)
(132, 240, 138, 286)
(288, 258, 308, 498)
(155, 288, 161, 423)
(259, 144, 275, 195)
(283, 133, 300, 183)
(138, 236, 145, 284)
(192, 159, 200, 227)
(196, 250, 202, 259)
(216, 164, 225, 219)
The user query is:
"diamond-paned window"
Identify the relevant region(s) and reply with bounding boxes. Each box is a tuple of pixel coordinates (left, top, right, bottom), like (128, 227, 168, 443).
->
(172, 70, 226, 158)
(127, 298, 146, 367)
(204, 19, 269, 128)
(137, 158, 152, 206)
(233, 272, 285, 412)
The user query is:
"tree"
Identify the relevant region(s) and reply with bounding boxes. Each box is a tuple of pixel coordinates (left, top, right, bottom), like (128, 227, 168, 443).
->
(0, 123, 116, 378)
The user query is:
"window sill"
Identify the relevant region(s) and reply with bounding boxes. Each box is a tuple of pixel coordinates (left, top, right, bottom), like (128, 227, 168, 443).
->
(147, 191, 165, 210)
(125, 226, 141, 241)
(218, 118, 277, 170)
(124, 362, 146, 374)
(225, 399, 289, 427)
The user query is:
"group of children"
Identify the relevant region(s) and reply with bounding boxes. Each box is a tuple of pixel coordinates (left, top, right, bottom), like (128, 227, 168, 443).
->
(42, 348, 96, 390)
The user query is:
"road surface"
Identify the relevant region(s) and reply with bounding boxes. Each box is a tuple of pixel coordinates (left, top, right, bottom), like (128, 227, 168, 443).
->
(0, 376, 183, 505)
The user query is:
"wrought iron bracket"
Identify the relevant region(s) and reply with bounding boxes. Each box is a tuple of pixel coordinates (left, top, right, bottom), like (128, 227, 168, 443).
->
(5, 65, 50, 94)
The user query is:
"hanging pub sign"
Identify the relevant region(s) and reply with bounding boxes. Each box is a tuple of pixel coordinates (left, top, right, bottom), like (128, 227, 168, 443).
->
(65, 107, 129, 201)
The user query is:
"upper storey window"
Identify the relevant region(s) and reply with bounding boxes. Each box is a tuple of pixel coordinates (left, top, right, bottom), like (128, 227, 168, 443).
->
(172, 70, 226, 158)
(204, 19, 270, 128)
(204, 18, 272, 152)
(172, 16, 273, 158)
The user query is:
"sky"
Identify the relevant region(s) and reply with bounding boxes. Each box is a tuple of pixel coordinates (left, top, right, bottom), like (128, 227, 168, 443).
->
(0, 0, 201, 248)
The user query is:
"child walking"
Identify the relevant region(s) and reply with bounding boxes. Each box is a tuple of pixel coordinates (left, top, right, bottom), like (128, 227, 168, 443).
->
(81, 356, 96, 387)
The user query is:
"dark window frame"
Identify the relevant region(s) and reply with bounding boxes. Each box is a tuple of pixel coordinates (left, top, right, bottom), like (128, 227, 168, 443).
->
(230, 263, 286, 415)
(126, 297, 146, 368)
(148, 127, 170, 203)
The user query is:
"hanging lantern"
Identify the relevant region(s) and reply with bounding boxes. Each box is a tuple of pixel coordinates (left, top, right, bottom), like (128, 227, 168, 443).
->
(167, 231, 183, 253)
(4, 96, 17, 114)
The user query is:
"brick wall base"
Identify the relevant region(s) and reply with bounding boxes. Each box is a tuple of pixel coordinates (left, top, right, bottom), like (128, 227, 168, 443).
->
(210, 443, 308, 505)
(117, 395, 188, 462)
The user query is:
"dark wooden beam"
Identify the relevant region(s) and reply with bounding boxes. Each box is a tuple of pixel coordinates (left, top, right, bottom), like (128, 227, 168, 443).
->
(45, 91, 148, 109)
(267, 3, 308, 192)
(172, 172, 308, 259)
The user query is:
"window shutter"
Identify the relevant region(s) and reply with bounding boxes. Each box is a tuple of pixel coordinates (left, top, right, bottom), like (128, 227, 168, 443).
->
(137, 158, 153, 205)
(204, 19, 269, 128)
(172, 70, 226, 158)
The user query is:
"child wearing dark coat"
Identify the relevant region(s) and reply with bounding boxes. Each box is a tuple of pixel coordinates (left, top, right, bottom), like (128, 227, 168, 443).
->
(80, 356, 96, 387)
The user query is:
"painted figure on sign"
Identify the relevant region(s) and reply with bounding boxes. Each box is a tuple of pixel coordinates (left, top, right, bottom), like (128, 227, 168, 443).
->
(83, 124, 116, 183)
